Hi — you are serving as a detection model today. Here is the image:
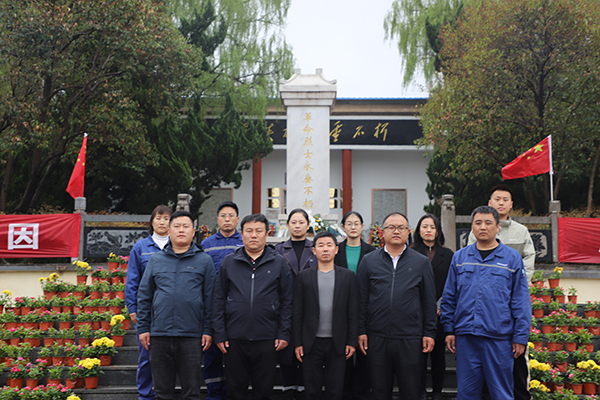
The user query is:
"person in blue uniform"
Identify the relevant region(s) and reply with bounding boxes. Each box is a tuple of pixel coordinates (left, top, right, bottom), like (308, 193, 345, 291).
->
(125, 205, 172, 400)
(440, 206, 531, 400)
(200, 201, 243, 400)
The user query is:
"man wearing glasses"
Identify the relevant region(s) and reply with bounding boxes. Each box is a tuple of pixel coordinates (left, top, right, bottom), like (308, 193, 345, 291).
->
(201, 201, 243, 400)
(356, 212, 437, 400)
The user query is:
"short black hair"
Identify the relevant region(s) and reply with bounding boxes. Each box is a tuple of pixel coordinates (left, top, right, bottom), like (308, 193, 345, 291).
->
(170, 210, 194, 225)
(240, 213, 270, 231)
(382, 212, 409, 227)
(313, 231, 337, 247)
(149, 205, 173, 234)
(341, 211, 363, 225)
(287, 208, 309, 224)
(217, 201, 239, 216)
(471, 206, 500, 225)
(490, 184, 512, 199)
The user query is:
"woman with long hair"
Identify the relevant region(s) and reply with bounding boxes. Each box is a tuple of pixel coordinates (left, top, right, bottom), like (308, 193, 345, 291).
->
(411, 214, 453, 400)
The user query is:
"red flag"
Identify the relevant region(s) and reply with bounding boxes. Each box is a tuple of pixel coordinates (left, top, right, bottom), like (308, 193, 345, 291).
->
(66, 133, 88, 198)
(501, 136, 552, 180)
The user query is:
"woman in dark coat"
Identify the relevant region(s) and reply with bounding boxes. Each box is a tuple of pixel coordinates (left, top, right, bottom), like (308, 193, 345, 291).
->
(411, 214, 453, 400)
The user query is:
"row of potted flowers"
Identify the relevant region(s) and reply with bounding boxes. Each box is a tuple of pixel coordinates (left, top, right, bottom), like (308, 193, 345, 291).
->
(530, 347, 600, 396)
(530, 330, 598, 352)
(0, 383, 80, 400)
(0, 299, 127, 319)
(529, 286, 580, 304)
(1, 309, 131, 328)
(4, 356, 105, 390)
(531, 267, 564, 289)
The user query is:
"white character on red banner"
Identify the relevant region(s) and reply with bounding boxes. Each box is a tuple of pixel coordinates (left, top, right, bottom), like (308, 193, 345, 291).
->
(8, 223, 39, 250)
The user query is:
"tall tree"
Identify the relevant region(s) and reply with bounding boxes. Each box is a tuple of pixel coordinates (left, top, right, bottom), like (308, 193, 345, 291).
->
(0, 0, 201, 212)
(418, 0, 600, 214)
(384, 0, 464, 87)
(170, 0, 294, 113)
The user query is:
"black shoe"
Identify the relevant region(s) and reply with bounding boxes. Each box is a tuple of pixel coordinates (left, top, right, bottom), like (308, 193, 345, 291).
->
(432, 391, 444, 400)
(284, 389, 297, 400)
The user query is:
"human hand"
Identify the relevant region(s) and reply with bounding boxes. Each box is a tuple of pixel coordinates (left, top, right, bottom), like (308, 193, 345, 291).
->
(358, 334, 368, 355)
(202, 335, 212, 351)
(445, 335, 456, 353)
(217, 341, 229, 354)
(422, 336, 435, 353)
(139, 332, 150, 350)
(275, 339, 288, 352)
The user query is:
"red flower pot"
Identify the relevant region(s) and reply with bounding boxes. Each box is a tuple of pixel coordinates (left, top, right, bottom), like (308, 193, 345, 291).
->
(554, 295, 565, 303)
(555, 362, 568, 372)
(541, 295, 552, 303)
(26, 378, 39, 388)
(99, 355, 112, 366)
(533, 309, 544, 318)
(571, 383, 583, 395)
(65, 379, 77, 389)
(85, 376, 99, 389)
(568, 295, 577, 304)
(46, 378, 62, 386)
(565, 342, 577, 352)
(583, 382, 597, 395)
(76, 275, 88, 285)
(112, 335, 124, 347)
(548, 278, 559, 289)
(108, 262, 119, 271)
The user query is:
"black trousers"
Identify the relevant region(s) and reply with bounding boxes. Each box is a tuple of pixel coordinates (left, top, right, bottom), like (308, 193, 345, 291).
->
(367, 335, 423, 400)
(421, 321, 446, 393)
(343, 349, 370, 400)
(149, 336, 203, 400)
(302, 338, 347, 400)
(224, 339, 277, 400)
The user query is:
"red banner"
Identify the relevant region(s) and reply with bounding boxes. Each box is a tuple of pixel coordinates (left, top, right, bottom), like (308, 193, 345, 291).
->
(0, 214, 81, 258)
(558, 217, 600, 263)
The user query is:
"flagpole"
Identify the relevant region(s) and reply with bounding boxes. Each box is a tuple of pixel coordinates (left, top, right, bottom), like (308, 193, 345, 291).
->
(548, 135, 554, 201)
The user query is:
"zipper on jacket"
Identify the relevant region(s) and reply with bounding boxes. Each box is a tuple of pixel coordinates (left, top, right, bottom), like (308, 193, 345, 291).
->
(390, 267, 397, 309)
(250, 266, 256, 311)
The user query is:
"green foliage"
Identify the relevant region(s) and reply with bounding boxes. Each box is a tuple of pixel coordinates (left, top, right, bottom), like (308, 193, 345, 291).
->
(419, 0, 600, 215)
(384, 0, 465, 86)
(0, 0, 200, 212)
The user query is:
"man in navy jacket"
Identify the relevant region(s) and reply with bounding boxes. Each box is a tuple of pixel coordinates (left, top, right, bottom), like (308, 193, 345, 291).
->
(357, 212, 437, 400)
(137, 210, 216, 400)
(212, 213, 293, 400)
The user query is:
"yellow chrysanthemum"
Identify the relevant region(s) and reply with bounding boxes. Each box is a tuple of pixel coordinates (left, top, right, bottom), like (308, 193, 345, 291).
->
(2, 290, 11, 296)
(528, 342, 534, 349)
(110, 315, 125, 326)
(66, 396, 82, 400)
(49, 272, 60, 281)
(578, 361, 591, 369)
(79, 357, 101, 369)
(92, 337, 115, 348)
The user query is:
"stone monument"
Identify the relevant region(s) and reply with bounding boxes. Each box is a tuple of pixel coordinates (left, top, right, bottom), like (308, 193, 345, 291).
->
(279, 69, 337, 222)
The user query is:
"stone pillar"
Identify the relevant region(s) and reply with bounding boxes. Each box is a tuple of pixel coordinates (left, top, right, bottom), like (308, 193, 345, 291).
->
(342, 150, 352, 217)
(441, 194, 456, 252)
(73, 197, 86, 262)
(549, 200, 560, 262)
(252, 158, 262, 214)
(279, 69, 337, 216)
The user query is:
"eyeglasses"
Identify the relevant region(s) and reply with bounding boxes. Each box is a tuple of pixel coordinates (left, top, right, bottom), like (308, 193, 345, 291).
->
(218, 213, 237, 219)
(383, 225, 409, 233)
(344, 222, 362, 228)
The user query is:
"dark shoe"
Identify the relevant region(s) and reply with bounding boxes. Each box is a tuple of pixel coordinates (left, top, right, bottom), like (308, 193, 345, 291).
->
(432, 391, 444, 400)
(420, 391, 428, 400)
(284, 389, 297, 400)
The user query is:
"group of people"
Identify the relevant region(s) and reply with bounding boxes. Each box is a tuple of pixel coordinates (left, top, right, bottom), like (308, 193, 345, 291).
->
(124, 183, 533, 400)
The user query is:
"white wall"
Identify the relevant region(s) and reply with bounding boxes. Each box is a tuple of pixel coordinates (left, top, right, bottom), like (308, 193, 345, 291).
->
(232, 147, 432, 231)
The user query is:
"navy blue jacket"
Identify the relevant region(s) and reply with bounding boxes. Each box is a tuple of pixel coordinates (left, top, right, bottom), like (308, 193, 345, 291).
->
(137, 242, 216, 337)
(212, 245, 293, 344)
(201, 230, 243, 273)
(357, 246, 437, 340)
(275, 238, 316, 278)
(125, 235, 167, 315)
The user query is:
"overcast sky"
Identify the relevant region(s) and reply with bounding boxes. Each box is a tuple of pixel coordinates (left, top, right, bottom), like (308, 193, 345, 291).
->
(284, 0, 428, 99)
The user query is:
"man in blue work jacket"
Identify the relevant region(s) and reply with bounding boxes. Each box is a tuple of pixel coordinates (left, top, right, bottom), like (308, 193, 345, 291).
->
(440, 205, 531, 400)
(201, 201, 243, 400)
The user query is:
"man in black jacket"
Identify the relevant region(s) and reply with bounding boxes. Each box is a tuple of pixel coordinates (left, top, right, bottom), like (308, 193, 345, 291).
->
(357, 212, 437, 400)
(212, 213, 293, 400)
(293, 231, 359, 400)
